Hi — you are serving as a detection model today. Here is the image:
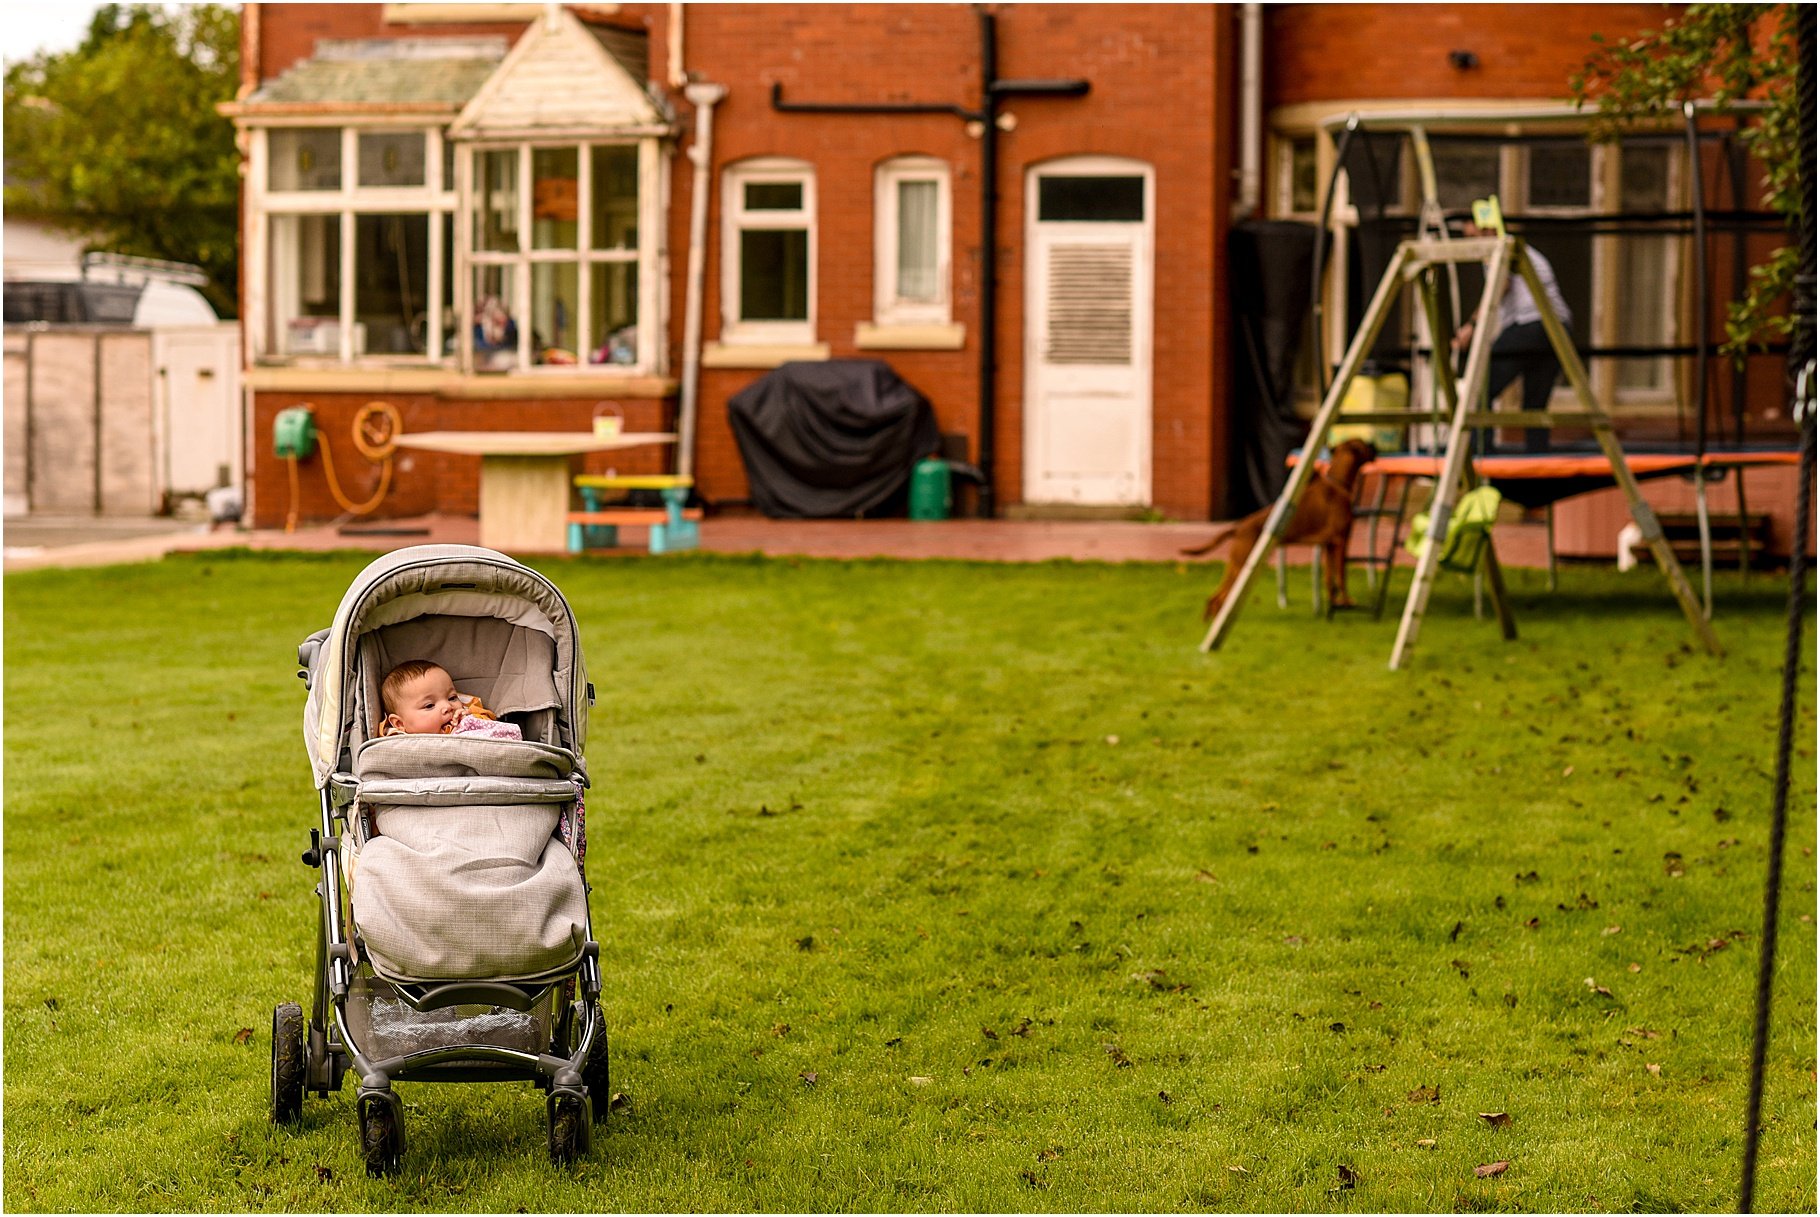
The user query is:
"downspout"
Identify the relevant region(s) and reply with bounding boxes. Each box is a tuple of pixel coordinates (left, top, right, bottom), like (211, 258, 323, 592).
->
(767, 7, 1087, 516)
(977, 6, 1000, 517)
(1232, 3, 1262, 221)
(239, 2, 260, 524)
(667, 2, 686, 90)
(676, 80, 727, 482)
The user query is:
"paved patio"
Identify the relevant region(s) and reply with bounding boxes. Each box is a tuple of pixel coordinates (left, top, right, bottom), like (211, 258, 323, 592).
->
(3, 508, 1567, 573)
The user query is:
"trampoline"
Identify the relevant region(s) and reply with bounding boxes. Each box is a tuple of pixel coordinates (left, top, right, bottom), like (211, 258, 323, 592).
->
(1370, 446, 1801, 509)
(1284, 444, 1804, 622)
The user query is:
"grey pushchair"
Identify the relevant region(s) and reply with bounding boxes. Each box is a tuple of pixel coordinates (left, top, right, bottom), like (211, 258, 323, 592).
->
(272, 544, 606, 1173)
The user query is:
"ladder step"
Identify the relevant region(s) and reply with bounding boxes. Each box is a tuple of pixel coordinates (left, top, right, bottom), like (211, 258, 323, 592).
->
(1632, 542, 1780, 567)
(1404, 236, 1505, 264)
(1653, 511, 1772, 532)
(1330, 410, 1447, 425)
(1462, 411, 1601, 428)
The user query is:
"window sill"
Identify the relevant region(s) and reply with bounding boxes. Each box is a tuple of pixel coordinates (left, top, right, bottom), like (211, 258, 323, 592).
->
(246, 364, 678, 398)
(701, 341, 831, 369)
(854, 322, 966, 350)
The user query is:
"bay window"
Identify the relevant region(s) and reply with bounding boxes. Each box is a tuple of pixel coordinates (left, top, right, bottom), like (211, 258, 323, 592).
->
(258, 124, 452, 363)
(458, 139, 653, 372)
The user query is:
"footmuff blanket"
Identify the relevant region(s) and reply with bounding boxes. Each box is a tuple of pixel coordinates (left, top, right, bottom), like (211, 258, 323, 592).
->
(351, 734, 588, 982)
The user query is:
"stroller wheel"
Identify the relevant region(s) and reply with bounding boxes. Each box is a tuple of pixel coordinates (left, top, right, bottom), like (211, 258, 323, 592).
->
(566, 1001, 612, 1123)
(548, 1090, 591, 1164)
(583, 1030, 610, 1124)
(269, 1002, 304, 1125)
(358, 1090, 405, 1177)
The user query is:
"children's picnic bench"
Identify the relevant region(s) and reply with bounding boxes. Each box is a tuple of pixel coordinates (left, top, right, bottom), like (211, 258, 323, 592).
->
(566, 474, 701, 554)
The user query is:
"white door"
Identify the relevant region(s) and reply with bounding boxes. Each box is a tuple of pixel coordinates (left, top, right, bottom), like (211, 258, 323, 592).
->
(1024, 158, 1153, 506)
(153, 324, 242, 502)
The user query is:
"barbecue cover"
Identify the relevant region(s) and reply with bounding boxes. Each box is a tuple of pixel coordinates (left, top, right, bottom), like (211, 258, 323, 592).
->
(727, 360, 941, 518)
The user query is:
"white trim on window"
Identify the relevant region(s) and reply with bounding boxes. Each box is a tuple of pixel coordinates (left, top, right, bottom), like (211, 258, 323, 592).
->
(720, 157, 817, 347)
(455, 137, 660, 374)
(248, 123, 456, 366)
(872, 156, 951, 328)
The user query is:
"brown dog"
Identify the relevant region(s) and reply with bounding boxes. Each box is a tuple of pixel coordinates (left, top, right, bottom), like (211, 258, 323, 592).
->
(1183, 437, 1378, 620)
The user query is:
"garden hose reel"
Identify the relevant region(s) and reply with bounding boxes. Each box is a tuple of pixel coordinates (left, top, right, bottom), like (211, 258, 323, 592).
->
(278, 402, 403, 532)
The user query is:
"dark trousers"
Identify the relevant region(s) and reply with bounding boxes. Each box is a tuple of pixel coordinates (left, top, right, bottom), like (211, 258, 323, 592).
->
(1485, 320, 1561, 453)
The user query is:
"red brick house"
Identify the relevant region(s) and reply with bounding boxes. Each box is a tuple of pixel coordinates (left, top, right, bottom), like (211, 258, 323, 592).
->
(227, 3, 1797, 543)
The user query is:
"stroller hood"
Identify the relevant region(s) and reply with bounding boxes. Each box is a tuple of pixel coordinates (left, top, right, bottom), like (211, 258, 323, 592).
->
(301, 545, 589, 789)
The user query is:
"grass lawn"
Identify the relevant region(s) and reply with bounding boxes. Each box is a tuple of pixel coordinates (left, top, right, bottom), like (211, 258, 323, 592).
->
(4, 549, 1814, 1212)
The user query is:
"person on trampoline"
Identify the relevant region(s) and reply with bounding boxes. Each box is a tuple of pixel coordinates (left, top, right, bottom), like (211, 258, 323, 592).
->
(1452, 217, 1573, 454)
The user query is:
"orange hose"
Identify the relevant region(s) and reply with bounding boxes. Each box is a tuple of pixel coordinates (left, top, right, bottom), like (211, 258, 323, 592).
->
(285, 454, 300, 534)
(316, 401, 402, 516)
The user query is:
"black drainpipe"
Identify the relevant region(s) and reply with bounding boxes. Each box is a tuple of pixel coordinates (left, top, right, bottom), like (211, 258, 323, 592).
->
(771, 6, 1088, 517)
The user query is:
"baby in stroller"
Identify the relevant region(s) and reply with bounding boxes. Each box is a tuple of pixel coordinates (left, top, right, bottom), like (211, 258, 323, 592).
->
(368, 658, 585, 856)
(272, 545, 608, 1174)
(377, 658, 524, 740)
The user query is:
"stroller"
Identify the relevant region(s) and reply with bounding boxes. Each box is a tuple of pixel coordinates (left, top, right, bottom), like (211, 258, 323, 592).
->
(272, 544, 606, 1173)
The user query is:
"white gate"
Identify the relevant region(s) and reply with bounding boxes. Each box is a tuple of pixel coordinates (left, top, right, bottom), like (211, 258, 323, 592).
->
(1023, 157, 1154, 506)
(153, 325, 242, 501)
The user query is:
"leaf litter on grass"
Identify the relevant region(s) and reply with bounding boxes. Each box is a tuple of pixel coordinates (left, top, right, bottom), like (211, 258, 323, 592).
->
(2, 553, 1814, 1212)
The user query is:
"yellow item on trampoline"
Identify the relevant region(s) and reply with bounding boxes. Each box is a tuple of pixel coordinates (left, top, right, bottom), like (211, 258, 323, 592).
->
(1329, 367, 1409, 453)
(1406, 485, 1502, 573)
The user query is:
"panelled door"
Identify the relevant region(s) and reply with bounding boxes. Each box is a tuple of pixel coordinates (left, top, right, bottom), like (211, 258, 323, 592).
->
(1023, 157, 1154, 505)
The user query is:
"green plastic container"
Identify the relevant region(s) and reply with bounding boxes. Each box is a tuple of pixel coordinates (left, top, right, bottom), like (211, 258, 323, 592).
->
(273, 406, 317, 459)
(908, 456, 951, 520)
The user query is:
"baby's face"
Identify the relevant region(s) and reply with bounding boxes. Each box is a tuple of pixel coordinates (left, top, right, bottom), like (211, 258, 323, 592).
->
(386, 667, 464, 734)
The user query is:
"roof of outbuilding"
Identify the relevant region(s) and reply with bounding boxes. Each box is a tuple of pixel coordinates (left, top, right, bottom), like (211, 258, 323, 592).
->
(244, 37, 509, 109)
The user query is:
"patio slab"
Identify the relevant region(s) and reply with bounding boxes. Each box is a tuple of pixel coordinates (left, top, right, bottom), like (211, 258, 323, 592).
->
(5, 509, 1570, 573)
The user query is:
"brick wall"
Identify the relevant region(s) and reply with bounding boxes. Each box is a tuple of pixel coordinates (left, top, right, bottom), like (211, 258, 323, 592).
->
(677, 3, 1230, 518)
(249, 392, 675, 526)
(1265, 4, 1686, 105)
(243, 4, 1230, 522)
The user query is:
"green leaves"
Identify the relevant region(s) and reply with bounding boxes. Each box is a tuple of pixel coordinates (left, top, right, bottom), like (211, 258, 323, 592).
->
(1570, 4, 1801, 358)
(3, 4, 240, 315)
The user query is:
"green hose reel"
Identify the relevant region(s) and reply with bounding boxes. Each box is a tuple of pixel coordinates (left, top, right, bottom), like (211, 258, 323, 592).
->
(273, 407, 317, 459)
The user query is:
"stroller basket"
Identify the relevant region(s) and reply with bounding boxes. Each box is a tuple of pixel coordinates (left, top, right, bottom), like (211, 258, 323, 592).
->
(271, 545, 607, 1175)
(345, 973, 557, 1059)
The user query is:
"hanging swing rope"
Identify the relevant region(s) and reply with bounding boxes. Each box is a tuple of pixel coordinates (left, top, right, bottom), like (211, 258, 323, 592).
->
(1739, 365, 1814, 1212)
(283, 401, 403, 533)
(1740, 8, 1814, 1209)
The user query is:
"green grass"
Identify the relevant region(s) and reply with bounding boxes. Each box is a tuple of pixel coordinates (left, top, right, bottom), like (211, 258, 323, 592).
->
(4, 549, 1814, 1212)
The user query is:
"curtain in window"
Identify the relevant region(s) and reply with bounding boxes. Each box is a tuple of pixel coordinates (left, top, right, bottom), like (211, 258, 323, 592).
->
(1617, 145, 1673, 393)
(896, 180, 939, 302)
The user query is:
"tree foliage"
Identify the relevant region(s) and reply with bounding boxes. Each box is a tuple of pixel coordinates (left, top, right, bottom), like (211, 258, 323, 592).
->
(4, 4, 240, 316)
(1570, 3, 1802, 356)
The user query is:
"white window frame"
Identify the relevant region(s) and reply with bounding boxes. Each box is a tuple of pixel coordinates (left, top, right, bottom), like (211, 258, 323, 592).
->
(873, 156, 951, 327)
(456, 137, 662, 375)
(720, 157, 817, 347)
(249, 122, 455, 366)
(1273, 134, 1321, 219)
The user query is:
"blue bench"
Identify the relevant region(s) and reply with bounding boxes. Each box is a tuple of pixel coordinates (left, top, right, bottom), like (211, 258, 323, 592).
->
(567, 474, 700, 554)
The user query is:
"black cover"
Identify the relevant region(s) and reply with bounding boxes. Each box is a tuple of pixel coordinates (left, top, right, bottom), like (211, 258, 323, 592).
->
(1337, 130, 1420, 363)
(727, 360, 940, 518)
(1228, 220, 1318, 515)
